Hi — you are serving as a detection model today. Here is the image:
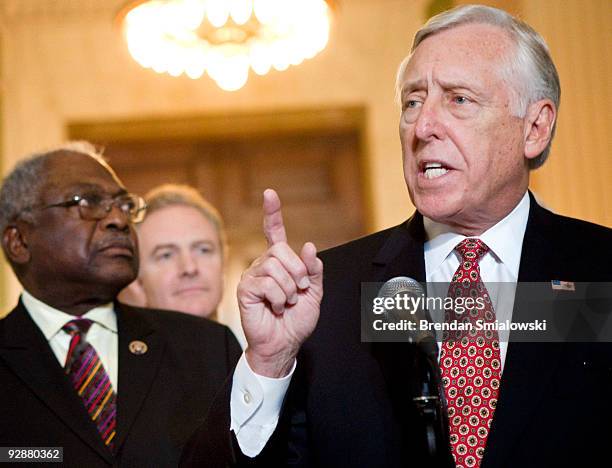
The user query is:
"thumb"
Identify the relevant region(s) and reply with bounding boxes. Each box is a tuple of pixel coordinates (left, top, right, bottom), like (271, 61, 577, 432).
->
(301, 242, 323, 283)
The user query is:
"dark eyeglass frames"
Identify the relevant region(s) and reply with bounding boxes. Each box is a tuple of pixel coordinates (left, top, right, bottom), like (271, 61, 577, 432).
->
(34, 192, 147, 223)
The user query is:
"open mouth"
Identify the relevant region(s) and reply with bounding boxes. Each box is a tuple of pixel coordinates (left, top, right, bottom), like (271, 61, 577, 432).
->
(421, 162, 450, 180)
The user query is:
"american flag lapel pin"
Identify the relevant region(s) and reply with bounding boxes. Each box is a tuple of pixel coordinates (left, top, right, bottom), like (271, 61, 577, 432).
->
(551, 280, 575, 291)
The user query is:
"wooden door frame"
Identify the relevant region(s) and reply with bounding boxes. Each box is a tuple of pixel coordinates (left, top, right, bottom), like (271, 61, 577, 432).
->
(67, 106, 374, 230)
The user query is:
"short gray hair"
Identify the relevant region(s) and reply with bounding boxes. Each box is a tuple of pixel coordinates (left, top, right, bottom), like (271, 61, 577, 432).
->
(396, 4, 560, 169)
(142, 184, 227, 259)
(0, 141, 107, 235)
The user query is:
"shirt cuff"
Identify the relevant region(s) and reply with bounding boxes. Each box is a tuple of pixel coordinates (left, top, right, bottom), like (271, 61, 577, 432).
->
(230, 352, 296, 457)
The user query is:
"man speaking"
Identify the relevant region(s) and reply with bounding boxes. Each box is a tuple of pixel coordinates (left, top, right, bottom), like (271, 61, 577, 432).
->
(0, 142, 241, 466)
(182, 5, 612, 467)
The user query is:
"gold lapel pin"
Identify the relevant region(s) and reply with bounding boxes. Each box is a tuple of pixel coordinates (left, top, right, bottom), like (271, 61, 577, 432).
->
(129, 340, 148, 355)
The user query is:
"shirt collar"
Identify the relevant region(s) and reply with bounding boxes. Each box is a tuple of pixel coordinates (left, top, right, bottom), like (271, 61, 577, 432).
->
(423, 191, 530, 277)
(22, 290, 117, 341)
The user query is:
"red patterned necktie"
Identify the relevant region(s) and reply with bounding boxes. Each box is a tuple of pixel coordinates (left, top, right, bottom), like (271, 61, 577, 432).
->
(439, 239, 501, 468)
(63, 319, 117, 451)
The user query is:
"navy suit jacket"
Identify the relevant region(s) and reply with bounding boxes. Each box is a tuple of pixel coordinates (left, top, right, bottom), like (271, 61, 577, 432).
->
(0, 301, 241, 467)
(181, 196, 612, 467)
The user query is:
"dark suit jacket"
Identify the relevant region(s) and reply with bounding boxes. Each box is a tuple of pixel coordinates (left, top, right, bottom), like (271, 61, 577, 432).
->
(0, 300, 242, 467)
(181, 196, 612, 467)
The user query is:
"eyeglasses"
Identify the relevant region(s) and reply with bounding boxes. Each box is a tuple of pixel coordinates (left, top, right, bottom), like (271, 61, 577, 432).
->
(39, 192, 147, 223)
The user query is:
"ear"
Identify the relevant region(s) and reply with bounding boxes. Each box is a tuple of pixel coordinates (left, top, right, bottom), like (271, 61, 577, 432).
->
(117, 278, 148, 307)
(523, 98, 557, 160)
(2, 225, 31, 265)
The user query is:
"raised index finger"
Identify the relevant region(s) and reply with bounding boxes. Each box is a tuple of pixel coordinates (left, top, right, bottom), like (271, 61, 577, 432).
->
(263, 188, 287, 246)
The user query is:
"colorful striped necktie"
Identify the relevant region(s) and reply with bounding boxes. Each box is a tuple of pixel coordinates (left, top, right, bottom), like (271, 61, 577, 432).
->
(63, 319, 117, 451)
(439, 239, 502, 468)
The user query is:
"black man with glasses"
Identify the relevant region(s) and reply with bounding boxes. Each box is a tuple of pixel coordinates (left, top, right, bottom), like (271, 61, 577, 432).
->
(0, 142, 241, 467)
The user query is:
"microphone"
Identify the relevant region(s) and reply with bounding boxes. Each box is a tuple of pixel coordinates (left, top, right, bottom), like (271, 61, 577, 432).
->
(377, 277, 449, 461)
(376, 276, 436, 351)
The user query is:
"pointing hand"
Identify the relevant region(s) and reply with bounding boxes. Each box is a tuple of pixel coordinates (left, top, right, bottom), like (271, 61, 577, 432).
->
(238, 189, 323, 378)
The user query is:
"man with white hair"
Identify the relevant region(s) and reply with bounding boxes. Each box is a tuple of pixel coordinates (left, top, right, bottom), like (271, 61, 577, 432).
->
(182, 5, 612, 467)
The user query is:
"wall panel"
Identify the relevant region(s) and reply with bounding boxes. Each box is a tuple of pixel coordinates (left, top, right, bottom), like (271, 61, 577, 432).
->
(526, 0, 612, 226)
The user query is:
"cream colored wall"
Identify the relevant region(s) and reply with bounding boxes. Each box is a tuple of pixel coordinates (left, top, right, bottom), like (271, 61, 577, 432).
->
(524, 0, 612, 227)
(0, 0, 610, 314)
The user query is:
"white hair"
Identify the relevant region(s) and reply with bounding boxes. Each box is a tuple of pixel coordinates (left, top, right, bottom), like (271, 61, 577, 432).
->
(0, 141, 108, 235)
(396, 4, 560, 169)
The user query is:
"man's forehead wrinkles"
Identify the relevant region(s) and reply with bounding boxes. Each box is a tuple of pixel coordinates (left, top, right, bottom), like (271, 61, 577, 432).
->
(400, 64, 434, 94)
(401, 75, 484, 96)
(45, 180, 125, 197)
(403, 52, 501, 95)
(46, 152, 119, 180)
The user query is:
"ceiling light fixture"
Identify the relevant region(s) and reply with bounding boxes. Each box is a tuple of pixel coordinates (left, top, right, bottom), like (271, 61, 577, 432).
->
(118, 0, 332, 91)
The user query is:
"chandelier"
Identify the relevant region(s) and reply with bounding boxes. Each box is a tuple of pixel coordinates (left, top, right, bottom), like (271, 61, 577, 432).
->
(119, 0, 332, 91)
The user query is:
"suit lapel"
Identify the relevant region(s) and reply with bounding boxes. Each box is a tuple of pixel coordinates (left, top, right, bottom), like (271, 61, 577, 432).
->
(369, 215, 455, 465)
(371, 213, 426, 283)
(482, 195, 565, 467)
(0, 302, 113, 464)
(114, 302, 166, 452)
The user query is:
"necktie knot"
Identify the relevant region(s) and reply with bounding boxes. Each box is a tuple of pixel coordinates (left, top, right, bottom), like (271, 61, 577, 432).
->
(455, 238, 489, 263)
(62, 318, 93, 337)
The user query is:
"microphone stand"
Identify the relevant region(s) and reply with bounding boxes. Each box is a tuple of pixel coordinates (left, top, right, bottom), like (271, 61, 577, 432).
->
(411, 336, 451, 465)
(375, 277, 451, 465)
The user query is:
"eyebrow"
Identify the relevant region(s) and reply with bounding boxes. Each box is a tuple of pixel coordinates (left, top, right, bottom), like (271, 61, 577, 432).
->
(438, 79, 486, 95)
(400, 78, 427, 97)
(191, 240, 216, 249)
(401, 78, 486, 98)
(151, 244, 178, 256)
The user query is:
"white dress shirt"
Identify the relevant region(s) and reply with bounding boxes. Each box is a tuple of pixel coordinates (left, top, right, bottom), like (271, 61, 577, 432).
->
(424, 191, 530, 369)
(22, 290, 119, 391)
(230, 192, 531, 456)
